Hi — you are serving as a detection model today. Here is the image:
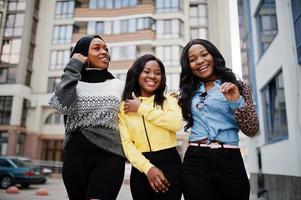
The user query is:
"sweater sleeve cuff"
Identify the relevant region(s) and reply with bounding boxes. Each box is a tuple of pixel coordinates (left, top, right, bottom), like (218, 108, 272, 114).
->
(143, 163, 154, 175)
(66, 58, 84, 72)
(228, 95, 245, 110)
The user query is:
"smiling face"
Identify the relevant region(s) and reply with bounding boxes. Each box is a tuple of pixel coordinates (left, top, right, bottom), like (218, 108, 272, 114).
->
(188, 44, 216, 81)
(87, 38, 110, 69)
(138, 60, 162, 97)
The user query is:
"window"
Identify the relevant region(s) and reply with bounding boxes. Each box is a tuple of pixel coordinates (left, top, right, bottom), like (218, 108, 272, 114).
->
(52, 25, 72, 44)
(50, 49, 70, 71)
(45, 112, 64, 124)
(111, 46, 136, 60)
(291, 0, 301, 64)
(55, 1, 74, 19)
(0, 96, 13, 125)
(47, 77, 61, 93)
(8, 0, 26, 11)
(16, 133, 24, 156)
(0, 132, 9, 155)
(262, 71, 288, 142)
(1, 39, 21, 64)
(0, 67, 16, 83)
(21, 99, 29, 127)
(166, 73, 180, 92)
(89, 0, 137, 9)
(190, 4, 207, 27)
(156, 0, 182, 12)
(190, 28, 208, 39)
(156, 19, 184, 39)
(156, 46, 182, 66)
(4, 13, 24, 37)
(256, 0, 278, 56)
(41, 140, 63, 161)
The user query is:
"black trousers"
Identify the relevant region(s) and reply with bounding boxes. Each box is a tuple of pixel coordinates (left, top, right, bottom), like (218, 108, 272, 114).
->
(62, 133, 125, 200)
(183, 146, 250, 200)
(130, 147, 182, 200)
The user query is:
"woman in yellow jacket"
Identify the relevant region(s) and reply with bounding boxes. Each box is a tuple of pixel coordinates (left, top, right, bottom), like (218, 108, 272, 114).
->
(119, 54, 183, 200)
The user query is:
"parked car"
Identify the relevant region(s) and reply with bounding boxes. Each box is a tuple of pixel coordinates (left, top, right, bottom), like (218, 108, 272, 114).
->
(16, 157, 53, 177)
(0, 156, 46, 189)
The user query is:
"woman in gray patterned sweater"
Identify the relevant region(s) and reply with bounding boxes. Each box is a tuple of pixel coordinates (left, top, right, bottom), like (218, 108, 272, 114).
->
(49, 35, 125, 200)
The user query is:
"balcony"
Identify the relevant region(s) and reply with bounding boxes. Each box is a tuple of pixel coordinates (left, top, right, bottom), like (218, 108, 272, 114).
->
(74, 4, 155, 18)
(72, 29, 155, 43)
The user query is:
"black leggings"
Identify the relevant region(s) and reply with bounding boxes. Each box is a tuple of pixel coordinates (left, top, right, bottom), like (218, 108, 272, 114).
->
(130, 147, 182, 200)
(62, 133, 125, 200)
(183, 146, 250, 200)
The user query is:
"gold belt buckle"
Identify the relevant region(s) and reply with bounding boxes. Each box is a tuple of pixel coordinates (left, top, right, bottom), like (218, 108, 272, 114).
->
(209, 142, 220, 149)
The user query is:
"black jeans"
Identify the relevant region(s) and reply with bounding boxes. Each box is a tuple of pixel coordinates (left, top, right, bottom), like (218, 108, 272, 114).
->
(130, 147, 182, 200)
(183, 146, 250, 200)
(62, 133, 125, 200)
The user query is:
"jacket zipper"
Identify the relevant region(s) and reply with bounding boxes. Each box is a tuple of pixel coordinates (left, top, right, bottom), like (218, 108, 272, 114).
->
(141, 99, 152, 152)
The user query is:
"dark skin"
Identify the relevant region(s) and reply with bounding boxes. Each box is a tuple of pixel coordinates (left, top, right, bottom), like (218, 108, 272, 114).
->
(188, 44, 240, 101)
(124, 61, 170, 193)
(125, 93, 170, 193)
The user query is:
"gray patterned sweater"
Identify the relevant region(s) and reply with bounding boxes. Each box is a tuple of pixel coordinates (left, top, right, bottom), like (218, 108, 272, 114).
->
(49, 58, 125, 157)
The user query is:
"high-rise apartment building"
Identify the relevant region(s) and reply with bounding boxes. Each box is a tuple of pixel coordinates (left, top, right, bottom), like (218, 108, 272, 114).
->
(238, 0, 301, 199)
(0, 0, 241, 163)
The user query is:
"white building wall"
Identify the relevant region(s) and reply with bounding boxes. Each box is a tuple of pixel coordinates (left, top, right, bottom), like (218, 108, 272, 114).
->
(247, 0, 301, 177)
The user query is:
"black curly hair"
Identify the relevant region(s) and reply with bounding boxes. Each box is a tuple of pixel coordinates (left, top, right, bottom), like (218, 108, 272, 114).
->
(122, 54, 166, 107)
(178, 39, 243, 130)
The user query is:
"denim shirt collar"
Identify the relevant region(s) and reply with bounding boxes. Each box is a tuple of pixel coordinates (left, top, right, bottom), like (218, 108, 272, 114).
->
(197, 79, 222, 93)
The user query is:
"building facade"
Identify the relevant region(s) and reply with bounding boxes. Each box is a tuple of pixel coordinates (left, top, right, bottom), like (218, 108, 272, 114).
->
(238, 0, 301, 199)
(0, 0, 241, 164)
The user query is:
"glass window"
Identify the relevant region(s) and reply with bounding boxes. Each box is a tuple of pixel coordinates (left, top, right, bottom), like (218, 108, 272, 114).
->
(52, 25, 73, 44)
(189, 3, 208, 27)
(8, 0, 26, 11)
(4, 13, 24, 37)
(111, 46, 136, 60)
(45, 112, 64, 124)
(156, 19, 183, 39)
(55, 1, 74, 19)
(262, 71, 288, 143)
(41, 140, 63, 161)
(156, 46, 182, 66)
(190, 27, 208, 39)
(121, 20, 128, 33)
(113, 21, 121, 34)
(0, 132, 9, 155)
(90, 0, 137, 9)
(47, 77, 61, 93)
(0, 96, 13, 125)
(291, 0, 301, 64)
(49, 49, 70, 71)
(166, 73, 180, 92)
(156, 0, 181, 12)
(0, 67, 16, 83)
(256, 0, 278, 56)
(1, 39, 21, 64)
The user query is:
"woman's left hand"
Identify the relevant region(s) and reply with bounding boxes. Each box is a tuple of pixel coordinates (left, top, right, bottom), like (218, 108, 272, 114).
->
(124, 92, 141, 113)
(220, 82, 240, 101)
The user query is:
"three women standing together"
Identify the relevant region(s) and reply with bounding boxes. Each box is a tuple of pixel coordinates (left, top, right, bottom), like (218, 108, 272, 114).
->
(49, 35, 259, 200)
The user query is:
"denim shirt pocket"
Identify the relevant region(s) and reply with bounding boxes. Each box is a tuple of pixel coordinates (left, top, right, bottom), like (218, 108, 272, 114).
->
(207, 91, 230, 113)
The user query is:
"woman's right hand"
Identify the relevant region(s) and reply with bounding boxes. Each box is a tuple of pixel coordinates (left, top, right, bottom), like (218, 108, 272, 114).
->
(72, 53, 88, 64)
(146, 166, 170, 193)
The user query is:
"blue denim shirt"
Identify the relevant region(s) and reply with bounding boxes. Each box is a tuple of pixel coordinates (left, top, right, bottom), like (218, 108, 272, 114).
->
(190, 80, 245, 145)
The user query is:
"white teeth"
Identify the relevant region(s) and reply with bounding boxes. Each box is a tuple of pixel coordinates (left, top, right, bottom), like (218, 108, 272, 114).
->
(146, 81, 156, 86)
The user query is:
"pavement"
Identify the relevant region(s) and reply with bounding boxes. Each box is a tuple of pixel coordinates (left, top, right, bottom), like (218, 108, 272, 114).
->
(0, 162, 260, 200)
(0, 178, 132, 200)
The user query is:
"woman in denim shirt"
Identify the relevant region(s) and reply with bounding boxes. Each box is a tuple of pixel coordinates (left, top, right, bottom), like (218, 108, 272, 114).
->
(178, 39, 259, 200)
